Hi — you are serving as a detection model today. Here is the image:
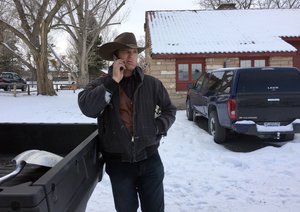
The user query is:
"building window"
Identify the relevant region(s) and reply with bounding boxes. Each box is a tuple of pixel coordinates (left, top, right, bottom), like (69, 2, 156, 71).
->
(178, 64, 188, 80)
(254, 59, 266, 67)
(240, 60, 251, 68)
(176, 59, 204, 91)
(240, 57, 268, 68)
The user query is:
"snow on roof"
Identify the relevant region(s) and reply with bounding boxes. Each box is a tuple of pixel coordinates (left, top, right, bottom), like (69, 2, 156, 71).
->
(147, 9, 300, 55)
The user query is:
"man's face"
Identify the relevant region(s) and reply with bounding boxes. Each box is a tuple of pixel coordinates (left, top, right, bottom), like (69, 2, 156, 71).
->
(117, 48, 138, 73)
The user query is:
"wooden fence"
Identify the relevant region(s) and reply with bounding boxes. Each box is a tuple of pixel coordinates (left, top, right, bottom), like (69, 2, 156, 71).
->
(0, 82, 78, 97)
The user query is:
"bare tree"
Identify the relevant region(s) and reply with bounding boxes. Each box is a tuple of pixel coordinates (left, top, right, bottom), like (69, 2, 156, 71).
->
(197, 0, 234, 9)
(235, 0, 254, 8)
(0, 0, 66, 95)
(196, 0, 300, 9)
(54, 0, 127, 87)
(258, 0, 300, 8)
(137, 36, 146, 69)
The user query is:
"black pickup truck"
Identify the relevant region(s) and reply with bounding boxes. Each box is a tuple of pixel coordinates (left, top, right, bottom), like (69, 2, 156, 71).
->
(0, 123, 102, 212)
(0, 72, 27, 91)
(186, 67, 300, 143)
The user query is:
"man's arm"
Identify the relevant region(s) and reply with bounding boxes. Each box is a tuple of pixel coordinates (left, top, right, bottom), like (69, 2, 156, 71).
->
(78, 76, 119, 118)
(155, 81, 177, 136)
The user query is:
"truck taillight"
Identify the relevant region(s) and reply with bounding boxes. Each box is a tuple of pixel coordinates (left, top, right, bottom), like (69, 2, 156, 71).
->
(227, 98, 236, 120)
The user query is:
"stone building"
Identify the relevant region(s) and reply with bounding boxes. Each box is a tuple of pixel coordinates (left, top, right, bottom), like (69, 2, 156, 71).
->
(144, 9, 300, 108)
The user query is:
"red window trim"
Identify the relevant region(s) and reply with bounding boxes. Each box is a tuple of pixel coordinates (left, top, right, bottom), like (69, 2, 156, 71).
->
(176, 59, 205, 91)
(239, 56, 269, 67)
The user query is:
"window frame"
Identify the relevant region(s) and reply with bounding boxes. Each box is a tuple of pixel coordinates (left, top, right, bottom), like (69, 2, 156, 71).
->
(239, 57, 269, 67)
(176, 59, 205, 91)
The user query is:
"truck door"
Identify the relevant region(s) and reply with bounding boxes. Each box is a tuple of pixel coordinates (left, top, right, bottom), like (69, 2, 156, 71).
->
(188, 73, 209, 115)
(200, 71, 224, 117)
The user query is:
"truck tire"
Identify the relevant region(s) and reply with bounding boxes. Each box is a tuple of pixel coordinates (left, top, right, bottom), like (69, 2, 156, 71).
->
(22, 85, 26, 91)
(186, 99, 193, 121)
(208, 111, 227, 144)
(5, 85, 11, 91)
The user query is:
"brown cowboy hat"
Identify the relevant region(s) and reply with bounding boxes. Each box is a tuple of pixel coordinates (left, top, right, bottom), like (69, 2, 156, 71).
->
(98, 32, 145, 61)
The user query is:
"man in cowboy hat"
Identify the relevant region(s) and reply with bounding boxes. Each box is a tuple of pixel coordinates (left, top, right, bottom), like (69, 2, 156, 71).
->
(78, 32, 176, 212)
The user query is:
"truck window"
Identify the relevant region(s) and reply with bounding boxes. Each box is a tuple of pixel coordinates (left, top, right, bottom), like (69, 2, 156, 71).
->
(237, 69, 300, 93)
(194, 72, 207, 90)
(192, 64, 202, 80)
(201, 74, 210, 92)
(207, 71, 223, 92)
(219, 71, 233, 94)
(2, 73, 10, 78)
(14, 75, 21, 80)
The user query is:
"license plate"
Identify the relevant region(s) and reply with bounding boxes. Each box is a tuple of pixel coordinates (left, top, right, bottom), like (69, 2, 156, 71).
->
(264, 122, 280, 127)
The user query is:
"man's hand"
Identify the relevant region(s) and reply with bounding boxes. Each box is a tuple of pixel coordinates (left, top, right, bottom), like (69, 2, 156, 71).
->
(112, 59, 126, 83)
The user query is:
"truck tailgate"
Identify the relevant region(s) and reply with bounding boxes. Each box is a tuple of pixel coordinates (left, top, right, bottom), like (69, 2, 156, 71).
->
(236, 92, 300, 123)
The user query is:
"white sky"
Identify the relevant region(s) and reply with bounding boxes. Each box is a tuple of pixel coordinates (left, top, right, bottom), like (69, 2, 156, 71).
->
(115, 0, 199, 39)
(54, 0, 199, 54)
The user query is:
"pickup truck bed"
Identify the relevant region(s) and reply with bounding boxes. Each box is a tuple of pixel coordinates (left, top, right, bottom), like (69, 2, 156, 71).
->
(0, 123, 101, 212)
(0, 154, 49, 187)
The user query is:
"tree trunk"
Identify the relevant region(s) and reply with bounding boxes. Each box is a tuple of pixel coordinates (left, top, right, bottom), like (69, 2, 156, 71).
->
(77, 33, 90, 87)
(36, 21, 56, 96)
(78, 53, 89, 87)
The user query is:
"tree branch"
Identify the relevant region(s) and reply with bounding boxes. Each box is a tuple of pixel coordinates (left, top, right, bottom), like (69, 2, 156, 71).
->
(13, 0, 32, 37)
(48, 43, 75, 74)
(32, 0, 49, 35)
(87, 0, 126, 53)
(44, 0, 67, 27)
(0, 19, 37, 53)
(0, 42, 35, 71)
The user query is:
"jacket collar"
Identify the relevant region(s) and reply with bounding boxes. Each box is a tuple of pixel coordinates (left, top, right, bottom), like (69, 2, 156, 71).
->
(108, 66, 144, 82)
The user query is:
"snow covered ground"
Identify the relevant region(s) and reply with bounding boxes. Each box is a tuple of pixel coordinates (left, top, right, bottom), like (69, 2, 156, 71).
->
(1, 90, 300, 212)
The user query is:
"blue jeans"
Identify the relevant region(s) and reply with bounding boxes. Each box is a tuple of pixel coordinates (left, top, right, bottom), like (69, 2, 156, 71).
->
(105, 152, 164, 212)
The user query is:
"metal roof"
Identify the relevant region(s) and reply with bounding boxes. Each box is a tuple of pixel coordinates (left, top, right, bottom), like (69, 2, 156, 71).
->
(146, 9, 300, 54)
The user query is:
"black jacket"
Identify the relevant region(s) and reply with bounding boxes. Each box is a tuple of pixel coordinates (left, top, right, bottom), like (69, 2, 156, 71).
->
(78, 67, 176, 162)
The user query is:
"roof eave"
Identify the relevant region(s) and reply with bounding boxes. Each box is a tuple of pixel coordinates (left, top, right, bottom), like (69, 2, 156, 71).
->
(150, 51, 297, 59)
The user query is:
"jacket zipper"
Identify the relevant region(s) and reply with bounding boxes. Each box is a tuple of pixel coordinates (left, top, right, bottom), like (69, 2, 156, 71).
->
(131, 82, 143, 162)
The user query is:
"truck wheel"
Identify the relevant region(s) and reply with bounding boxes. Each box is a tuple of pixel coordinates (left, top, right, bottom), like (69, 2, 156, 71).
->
(208, 111, 227, 144)
(5, 85, 11, 91)
(22, 85, 26, 91)
(186, 99, 193, 121)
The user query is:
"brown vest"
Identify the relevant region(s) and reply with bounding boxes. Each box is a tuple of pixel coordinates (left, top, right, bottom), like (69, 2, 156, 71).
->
(119, 87, 133, 134)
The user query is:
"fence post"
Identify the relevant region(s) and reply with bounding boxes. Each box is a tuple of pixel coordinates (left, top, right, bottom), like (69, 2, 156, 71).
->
(72, 84, 77, 93)
(13, 83, 16, 97)
(27, 84, 30, 95)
